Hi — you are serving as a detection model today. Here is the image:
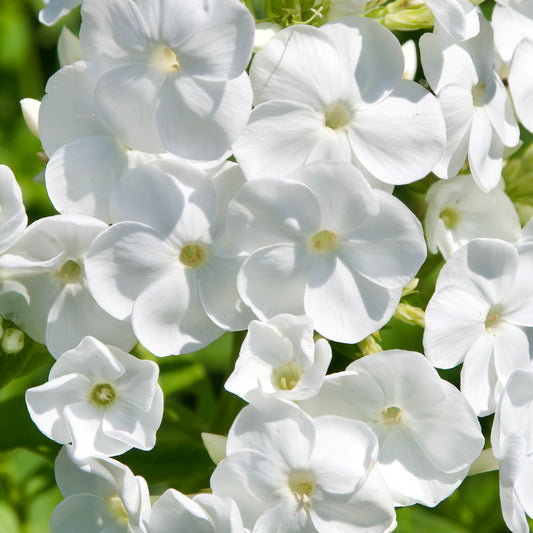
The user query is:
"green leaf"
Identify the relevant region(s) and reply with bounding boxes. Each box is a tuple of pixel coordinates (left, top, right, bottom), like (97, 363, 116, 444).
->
(0, 336, 52, 391)
(396, 506, 470, 533)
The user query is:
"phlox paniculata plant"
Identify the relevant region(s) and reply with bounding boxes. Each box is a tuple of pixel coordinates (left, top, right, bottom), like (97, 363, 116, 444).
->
(1, 0, 532, 532)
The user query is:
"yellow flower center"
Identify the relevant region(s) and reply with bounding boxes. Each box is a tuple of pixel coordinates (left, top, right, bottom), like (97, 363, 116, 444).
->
(152, 45, 181, 74)
(107, 495, 129, 526)
(179, 244, 207, 269)
(56, 260, 82, 284)
(485, 305, 502, 333)
(310, 230, 338, 253)
(273, 361, 302, 391)
(288, 470, 315, 505)
(324, 103, 351, 131)
(439, 207, 460, 229)
(89, 383, 117, 407)
(381, 406, 402, 426)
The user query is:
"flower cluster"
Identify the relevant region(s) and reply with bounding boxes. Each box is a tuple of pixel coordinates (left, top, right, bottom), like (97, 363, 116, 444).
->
(2, 0, 533, 532)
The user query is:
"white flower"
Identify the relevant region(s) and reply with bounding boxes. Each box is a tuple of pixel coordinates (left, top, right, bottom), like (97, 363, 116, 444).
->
(225, 314, 331, 402)
(211, 398, 396, 533)
(26, 336, 164, 459)
(20, 98, 40, 138)
(39, 61, 183, 223)
(85, 160, 254, 356)
(79, 0, 254, 160)
(50, 446, 150, 533)
(300, 350, 484, 507)
(150, 489, 248, 533)
(423, 238, 533, 415)
(0, 214, 136, 358)
(228, 161, 426, 343)
(0, 165, 27, 254)
(424, 173, 521, 259)
(234, 17, 445, 187)
(491, 364, 533, 533)
(420, 14, 520, 191)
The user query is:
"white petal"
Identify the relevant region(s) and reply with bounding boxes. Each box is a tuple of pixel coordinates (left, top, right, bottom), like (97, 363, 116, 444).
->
(468, 110, 504, 193)
(158, 74, 252, 160)
(228, 178, 320, 252)
(339, 190, 426, 289)
(232, 100, 326, 181)
(250, 25, 347, 109)
(132, 269, 223, 356)
(425, 0, 479, 40)
(199, 255, 254, 330)
(304, 256, 399, 343)
(177, 0, 253, 80)
(509, 38, 533, 133)
(45, 284, 136, 358)
(348, 80, 445, 184)
(45, 135, 126, 222)
(94, 64, 165, 153)
(323, 15, 405, 107)
(85, 222, 177, 320)
(238, 244, 310, 320)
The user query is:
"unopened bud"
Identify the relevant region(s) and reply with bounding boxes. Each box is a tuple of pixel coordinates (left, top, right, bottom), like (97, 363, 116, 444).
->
(402, 278, 419, 297)
(2, 328, 24, 354)
(357, 334, 383, 356)
(201, 432, 227, 465)
(20, 98, 40, 139)
(57, 26, 83, 67)
(393, 302, 425, 327)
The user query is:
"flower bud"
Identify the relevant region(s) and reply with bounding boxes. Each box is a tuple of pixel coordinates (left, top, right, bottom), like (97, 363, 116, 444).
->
(2, 328, 24, 355)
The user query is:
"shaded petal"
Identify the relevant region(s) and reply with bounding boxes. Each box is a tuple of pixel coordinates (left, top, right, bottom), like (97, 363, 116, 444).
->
(85, 222, 177, 320)
(468, 110, 504, 193)
(177, 0, 254, 80)
(199, 255, 255, 330)
(46, 284, 136, 358)
(132, 269, 223, 356)
(228, 178, 320, 252)
(425, 0, 479, 41)
(238, 244, 310, 320)
(158, 74, 252, 161)
(323, 16, 404, 107)
(509, 38, 533, 133)
(45, 135, 127, 222)
(94, 64, 165, 153)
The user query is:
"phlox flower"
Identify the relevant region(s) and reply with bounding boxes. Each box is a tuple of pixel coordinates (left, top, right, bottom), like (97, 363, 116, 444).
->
(424, 238, 533, 415)
(300, 350, 484, 507)
(424, 173, 521, 259)
(26, 336, 163, 459)
(225, 314, 332, 403)
(79, 0, 254, 160)
(491, 364, 533, 533)
(150, 489, 248, 533)
(85, 160, 254, 356)
(38, 61, 192, 223)
(0, 165, 27, 254)
(420, 14, 520, 192)
(424, 0, 479, 40)
(228, 161, 426, 344)
(0, 214, 136, 358)
(50, 445, 150, 533)
(210, 398, 396, 533)
(233, 16, 445, 187)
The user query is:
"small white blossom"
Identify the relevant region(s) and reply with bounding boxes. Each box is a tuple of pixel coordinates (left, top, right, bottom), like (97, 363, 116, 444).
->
(26, 336, 164, 459)
(225, 314, 331, 402)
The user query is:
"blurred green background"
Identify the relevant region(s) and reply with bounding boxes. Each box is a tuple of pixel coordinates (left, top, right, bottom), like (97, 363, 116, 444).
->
(0, 0, 527, 531)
